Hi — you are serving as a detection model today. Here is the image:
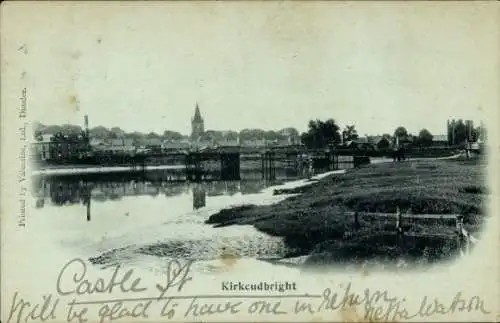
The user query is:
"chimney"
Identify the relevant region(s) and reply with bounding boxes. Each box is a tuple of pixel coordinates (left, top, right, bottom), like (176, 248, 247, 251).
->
(84, 115, 89, 142)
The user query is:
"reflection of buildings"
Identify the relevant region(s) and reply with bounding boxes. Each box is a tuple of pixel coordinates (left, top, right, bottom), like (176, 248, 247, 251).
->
(192, 184, 206, 210)
(32, 169, 300, 216)
(239, 180, 268, 194)
(204, 181, 240, 197)
(32, 175, 190, 206)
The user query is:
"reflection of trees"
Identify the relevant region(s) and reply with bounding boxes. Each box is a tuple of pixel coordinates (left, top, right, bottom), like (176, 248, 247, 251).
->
(205, 181, 239, 196)
(144, 170, 186, 182)
(162, 183, 188, 197)
(34, 167, 302, 208)
(48, 180, 91, 206)
(239, 180, 268, 194)
(34, 175, 190, 207)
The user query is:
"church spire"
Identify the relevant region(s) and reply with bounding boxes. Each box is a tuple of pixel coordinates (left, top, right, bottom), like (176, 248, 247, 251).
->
(193, 102, 202, 122)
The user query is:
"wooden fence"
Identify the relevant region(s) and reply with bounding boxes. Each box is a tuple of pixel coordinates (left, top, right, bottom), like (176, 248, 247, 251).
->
(347, 207, 479, 257)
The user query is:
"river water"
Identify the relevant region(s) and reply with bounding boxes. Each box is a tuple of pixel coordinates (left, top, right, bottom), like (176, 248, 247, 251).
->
(30, 166, 349, 274)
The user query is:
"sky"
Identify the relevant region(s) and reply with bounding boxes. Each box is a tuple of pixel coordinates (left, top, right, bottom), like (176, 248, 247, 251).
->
(8, 2, 498, 136)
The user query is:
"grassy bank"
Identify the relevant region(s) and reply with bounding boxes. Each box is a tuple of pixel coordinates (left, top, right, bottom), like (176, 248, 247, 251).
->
(206, 157, 487, 267)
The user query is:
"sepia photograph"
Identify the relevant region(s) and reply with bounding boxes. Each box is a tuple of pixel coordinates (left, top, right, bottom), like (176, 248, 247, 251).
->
(1, 1, 498, 322)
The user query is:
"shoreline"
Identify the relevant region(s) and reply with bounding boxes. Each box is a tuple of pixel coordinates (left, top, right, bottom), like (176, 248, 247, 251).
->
(30, 152, 463, 177)
(31, 164, 186, 176)
(205, 157, 486, 268)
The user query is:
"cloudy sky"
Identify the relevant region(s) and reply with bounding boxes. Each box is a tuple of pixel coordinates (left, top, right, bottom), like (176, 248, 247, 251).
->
(8, 2, 497, 136)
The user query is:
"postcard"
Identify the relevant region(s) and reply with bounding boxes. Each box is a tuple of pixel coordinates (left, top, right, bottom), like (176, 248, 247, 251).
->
(1, 1, 499, 322)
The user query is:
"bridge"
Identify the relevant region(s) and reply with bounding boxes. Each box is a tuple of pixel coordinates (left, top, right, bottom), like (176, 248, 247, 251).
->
(41, 144, 371, 182)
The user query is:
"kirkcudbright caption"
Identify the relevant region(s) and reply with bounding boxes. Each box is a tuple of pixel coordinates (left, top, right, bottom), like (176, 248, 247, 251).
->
(221, 281, 297, 293)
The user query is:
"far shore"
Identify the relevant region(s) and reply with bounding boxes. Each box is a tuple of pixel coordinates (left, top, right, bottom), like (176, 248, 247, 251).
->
(31, 164, 185, 176)
(31, 149, 463, 177)
(205, 156, 486, 268)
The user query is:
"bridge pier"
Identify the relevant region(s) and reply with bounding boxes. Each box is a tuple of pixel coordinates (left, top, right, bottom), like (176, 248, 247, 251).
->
(261, 151, 276, 180)
(185, 153, 202, 181)
(328, 146, 338, 170)
(220, 152, 241, 181)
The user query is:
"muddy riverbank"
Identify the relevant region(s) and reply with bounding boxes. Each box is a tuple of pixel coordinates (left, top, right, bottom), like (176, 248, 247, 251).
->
(206, 157, 487, 268)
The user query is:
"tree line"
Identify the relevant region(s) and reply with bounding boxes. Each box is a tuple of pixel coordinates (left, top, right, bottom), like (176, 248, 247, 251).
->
(299, 118, 484, 150)
(34, 118, 485, 149)
(32, 122, 301, 143)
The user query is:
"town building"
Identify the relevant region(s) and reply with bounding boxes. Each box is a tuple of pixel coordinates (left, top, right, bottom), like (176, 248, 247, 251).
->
(31, 134, 53, 161)
(162, 138, 191, 150)
(432, 134, 448, 146)
(49, 133, 90, 162)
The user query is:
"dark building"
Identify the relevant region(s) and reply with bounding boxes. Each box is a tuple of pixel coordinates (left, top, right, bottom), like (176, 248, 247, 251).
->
(49, 132, 90, 163)
(191, 103, 204, 140)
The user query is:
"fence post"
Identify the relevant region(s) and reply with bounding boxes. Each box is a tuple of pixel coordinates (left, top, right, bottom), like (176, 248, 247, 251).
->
(396, 207, 401, 232)
(455, 215, 466, 254)
(455, 215, 464, 235)
(354, 212, 360, 229)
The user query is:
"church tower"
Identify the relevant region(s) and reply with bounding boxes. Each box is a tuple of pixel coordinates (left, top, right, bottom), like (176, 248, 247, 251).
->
(191, 103, 204, 140)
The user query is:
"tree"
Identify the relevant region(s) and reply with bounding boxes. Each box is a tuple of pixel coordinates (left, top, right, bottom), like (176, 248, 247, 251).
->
(377, 137, 391, 150)
(110, 127, 126, 138)
(223, 131, 239, 141)
(300, 119, 341, 149)
(200, 130, 223, 143)
(448, 119, 467, 145)
(471, 127, 480, 142)
(279, 127, 299, 138)
(89, 126, 111, 139)
(163, 130, 183, 141)
(146, 132, 161, 139)
(264, 130, 279, 141)
(342, 125, 359, 142)
(33, 130, 43, 141)
(239, 129, 266, 142)
(394, 126, 408, 138)
(33, 121, 45, 134)
(472, 125, 486, 142)
(417, 128, 433, 146)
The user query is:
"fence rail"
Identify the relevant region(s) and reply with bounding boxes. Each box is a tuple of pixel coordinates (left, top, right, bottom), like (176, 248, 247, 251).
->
(347, 207, 480, 257)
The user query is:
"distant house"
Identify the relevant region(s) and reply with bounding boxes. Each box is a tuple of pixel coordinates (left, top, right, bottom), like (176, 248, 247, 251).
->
(241, 139, 266, 147)
(217, 139, 239, 147)
(367, 136, 383, 145)
(137, 138, 162, 149)
(162, 140, 191, 150)
(32, 134, 53, 160)
(433, 134, 448, 145)
(49, 134, 90, 161)
(342, 139, 376, 151)
(277, 129, 300, 145)
(354, 137, 369, 144)
(89, 138, 105, 147)
(93, 138, 135, 154)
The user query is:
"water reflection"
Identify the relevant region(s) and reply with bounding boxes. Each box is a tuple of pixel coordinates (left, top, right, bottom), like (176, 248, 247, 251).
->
(192, 184, 206, 210)
(30, 167, 306, 269)
(31, 168, 301, 218)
